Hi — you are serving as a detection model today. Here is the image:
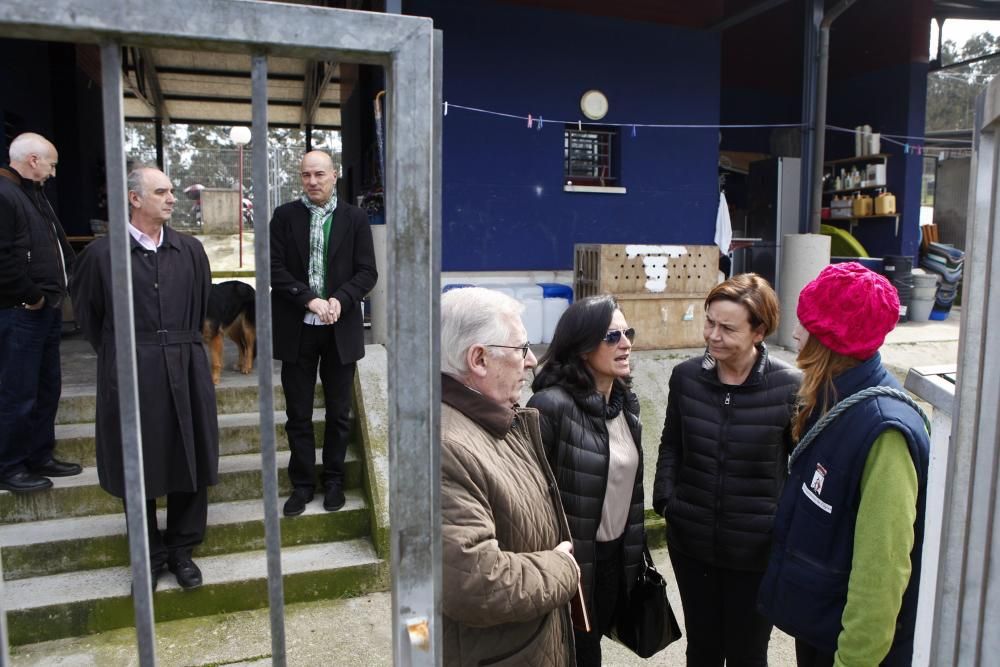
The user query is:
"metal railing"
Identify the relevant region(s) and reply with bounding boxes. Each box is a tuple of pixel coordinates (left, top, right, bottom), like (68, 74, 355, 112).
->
(0, 1, 442, 664)
(923, 74, 1000, 665)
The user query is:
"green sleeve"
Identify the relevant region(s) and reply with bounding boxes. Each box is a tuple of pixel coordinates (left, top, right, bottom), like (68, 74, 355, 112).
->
(834, 428, 918, 667)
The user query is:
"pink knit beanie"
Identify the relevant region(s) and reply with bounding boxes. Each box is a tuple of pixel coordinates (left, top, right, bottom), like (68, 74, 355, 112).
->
(797, 262, 900, 360)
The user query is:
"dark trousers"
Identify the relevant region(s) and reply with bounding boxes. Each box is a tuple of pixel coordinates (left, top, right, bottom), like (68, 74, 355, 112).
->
(669, 544, 773, 667)
(281, 323, 355, 491)
(795, 639, 834, 667)
(124, 486, 208, 568)
(0, 306, 61, 476)
(575, 537, 626, 667)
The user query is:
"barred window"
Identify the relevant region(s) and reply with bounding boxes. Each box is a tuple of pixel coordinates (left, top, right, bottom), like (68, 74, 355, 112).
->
(564, 125, 619, 186)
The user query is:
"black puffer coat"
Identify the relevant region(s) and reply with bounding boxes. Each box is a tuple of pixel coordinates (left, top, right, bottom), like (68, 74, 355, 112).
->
(653, 345, 800, 572)
(527, 382, 645, 616)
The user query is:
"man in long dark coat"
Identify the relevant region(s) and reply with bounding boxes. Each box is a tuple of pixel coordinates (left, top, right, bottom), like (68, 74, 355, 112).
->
(72, 166, 219, 591)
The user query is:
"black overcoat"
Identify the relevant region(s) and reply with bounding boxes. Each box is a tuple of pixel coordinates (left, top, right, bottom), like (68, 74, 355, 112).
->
(71, 227, 219, 498)
(269, 200, 377, 364)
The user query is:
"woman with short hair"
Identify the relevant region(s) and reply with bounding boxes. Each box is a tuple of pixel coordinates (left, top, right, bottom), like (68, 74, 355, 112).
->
(653, 273, 801, 666)
(527, 294, 645, 666)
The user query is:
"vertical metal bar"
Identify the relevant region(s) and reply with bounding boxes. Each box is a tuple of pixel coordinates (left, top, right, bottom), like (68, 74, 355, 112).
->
(0, 549, 10, 666)
(154, 118, 164, 170)
(388, 25, 440, 667)
(930, 82, 1000, 665)
(250, 53, 286, 666)
(100, 42, 157, 666)
(798, 0, 821, 233)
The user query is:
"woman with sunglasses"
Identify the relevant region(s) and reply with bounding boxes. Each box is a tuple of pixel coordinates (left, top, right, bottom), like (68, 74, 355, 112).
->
(653, 274, 801, 666)
(527, 295, 645, 666)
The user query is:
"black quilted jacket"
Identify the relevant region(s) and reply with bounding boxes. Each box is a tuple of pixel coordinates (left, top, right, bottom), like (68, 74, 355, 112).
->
(653, 345, 801, 572)
(527, 382, 645, 616)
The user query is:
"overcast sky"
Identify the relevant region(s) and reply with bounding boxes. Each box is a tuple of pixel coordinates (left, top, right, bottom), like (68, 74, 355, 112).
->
(930, 18, 999, 54)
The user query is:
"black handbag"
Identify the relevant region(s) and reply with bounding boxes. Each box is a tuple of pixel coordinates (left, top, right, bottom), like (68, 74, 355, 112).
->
(609, 544, 682, 658)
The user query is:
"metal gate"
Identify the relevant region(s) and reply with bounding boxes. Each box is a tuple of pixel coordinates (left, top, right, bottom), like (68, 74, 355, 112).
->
(924, 74, 1000, 665)
(0, 1, 442, 664)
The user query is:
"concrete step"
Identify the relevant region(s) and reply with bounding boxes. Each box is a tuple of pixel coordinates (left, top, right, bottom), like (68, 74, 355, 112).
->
(52, 412, 352, 466)
(0, 490, 370, 580)
(0, 448, 361, 524)
(5, 538, 388, 646)
(56, 381, 328, 425)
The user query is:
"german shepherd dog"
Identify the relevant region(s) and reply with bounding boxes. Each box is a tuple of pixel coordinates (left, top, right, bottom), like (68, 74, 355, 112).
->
(202, 281, 256, 385)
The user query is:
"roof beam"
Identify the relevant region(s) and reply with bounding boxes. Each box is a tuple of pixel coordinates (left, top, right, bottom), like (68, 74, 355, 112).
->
(302, 59, 337, 128)
(122, 47, 169, 122)
(709, 0, 792, 32)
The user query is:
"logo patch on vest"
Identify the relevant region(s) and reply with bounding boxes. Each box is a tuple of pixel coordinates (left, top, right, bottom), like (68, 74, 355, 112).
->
(810, 463, 827, 496)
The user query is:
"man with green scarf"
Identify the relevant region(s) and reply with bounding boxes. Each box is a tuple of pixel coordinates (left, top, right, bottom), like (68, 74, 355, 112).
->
(270, 151, 377, 517)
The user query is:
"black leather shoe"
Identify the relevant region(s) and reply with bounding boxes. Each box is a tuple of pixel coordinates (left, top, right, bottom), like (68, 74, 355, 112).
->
(0, 470, 53, 492)
(29, 458, 82, 477)
(323, 485, 345, 512)
(168, 558, 203, 590)
(283, 488, 314, 517)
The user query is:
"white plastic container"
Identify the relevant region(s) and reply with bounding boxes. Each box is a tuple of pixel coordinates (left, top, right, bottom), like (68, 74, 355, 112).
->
(521, 297, 544, 344)
(542, 297, 570, 344)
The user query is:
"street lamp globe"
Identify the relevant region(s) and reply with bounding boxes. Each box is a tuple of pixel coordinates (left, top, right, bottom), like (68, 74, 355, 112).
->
(230, 125, 251, 146)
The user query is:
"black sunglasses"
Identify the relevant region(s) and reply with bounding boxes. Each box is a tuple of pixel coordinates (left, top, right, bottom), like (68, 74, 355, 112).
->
(602, 328, 636, 345)
(485, 343, 531, 359)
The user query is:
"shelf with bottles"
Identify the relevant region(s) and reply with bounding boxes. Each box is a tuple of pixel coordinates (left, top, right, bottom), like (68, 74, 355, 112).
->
(823, 154, 890, 195)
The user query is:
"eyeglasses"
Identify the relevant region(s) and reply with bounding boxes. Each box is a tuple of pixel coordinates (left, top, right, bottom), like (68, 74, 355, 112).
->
(602, 328, 636, 345)
(485, 343, 531, 359)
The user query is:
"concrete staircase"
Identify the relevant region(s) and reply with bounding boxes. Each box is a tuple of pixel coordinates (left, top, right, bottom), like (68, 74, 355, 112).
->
(0, 348, 391, 646)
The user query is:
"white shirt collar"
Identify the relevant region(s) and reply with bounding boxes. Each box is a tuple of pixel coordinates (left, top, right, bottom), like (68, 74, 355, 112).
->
(128, 222, 163, 252)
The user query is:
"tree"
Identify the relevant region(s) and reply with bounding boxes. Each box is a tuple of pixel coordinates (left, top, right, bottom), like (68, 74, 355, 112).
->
(927, 32, 1000, 132)
(124, 123, 341, 226)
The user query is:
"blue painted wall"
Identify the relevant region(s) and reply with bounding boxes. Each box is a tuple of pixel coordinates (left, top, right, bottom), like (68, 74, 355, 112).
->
(827, 62, 929, 258)
(406, 1, 721, 272)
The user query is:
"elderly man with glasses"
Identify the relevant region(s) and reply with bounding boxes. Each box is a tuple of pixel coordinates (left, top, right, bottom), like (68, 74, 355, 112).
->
(439, 286, 581, 667)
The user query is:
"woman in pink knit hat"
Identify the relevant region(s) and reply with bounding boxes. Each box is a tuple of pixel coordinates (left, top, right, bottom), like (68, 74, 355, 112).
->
(757, 262, 931, 667)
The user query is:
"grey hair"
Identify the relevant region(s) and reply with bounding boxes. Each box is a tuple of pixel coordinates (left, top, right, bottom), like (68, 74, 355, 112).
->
(127, 167, 149, 197)
(441, 287, 524, 377)
(8, 133, 53, 163)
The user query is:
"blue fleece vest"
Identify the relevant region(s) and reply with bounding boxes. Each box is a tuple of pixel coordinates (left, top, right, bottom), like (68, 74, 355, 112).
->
(757, 354, 930, 665)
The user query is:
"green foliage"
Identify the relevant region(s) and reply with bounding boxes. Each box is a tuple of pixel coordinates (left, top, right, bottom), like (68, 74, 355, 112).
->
(123, 123, 342, 225)
(927, 32, 1000, 132)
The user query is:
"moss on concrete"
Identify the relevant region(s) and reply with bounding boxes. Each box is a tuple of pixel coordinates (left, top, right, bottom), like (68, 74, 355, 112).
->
(355, 346, 391, 560)
(7, 561, 387, 645)
(3, 508, 371, 580)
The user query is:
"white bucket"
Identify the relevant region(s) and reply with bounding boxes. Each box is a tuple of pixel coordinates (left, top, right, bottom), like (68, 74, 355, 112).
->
(542, 297, 570, 344)
(909, 297, 935, 322)
(522, 297, 544, 344)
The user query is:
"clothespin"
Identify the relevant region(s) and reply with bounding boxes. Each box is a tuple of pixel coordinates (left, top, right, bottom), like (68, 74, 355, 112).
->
(904, 143, 910, 154)
(527, 114, 533, 129)
(917, 145, 923, 156)
(578, 120, 582, 131)
(537, 116, 544, 130)
(443, 101, 448, 116)
(632, 125, 637, 138)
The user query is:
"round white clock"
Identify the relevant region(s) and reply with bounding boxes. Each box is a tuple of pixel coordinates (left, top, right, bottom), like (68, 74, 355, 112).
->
(580, 90, 608, 120)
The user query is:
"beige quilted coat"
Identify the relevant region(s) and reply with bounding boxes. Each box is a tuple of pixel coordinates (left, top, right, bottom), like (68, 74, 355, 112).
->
(441, 374, 578, 667)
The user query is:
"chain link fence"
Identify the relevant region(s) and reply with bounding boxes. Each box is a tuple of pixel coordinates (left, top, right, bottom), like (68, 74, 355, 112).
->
(126, 125, 341, 231)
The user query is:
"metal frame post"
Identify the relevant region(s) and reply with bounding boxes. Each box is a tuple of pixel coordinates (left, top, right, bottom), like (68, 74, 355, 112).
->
(0, 2, 440, 663)
(100, 42, 158, 665)
(250, 53, 287, 666)
(385, 21, 441, 667)
(928, 76, 1000, 665)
